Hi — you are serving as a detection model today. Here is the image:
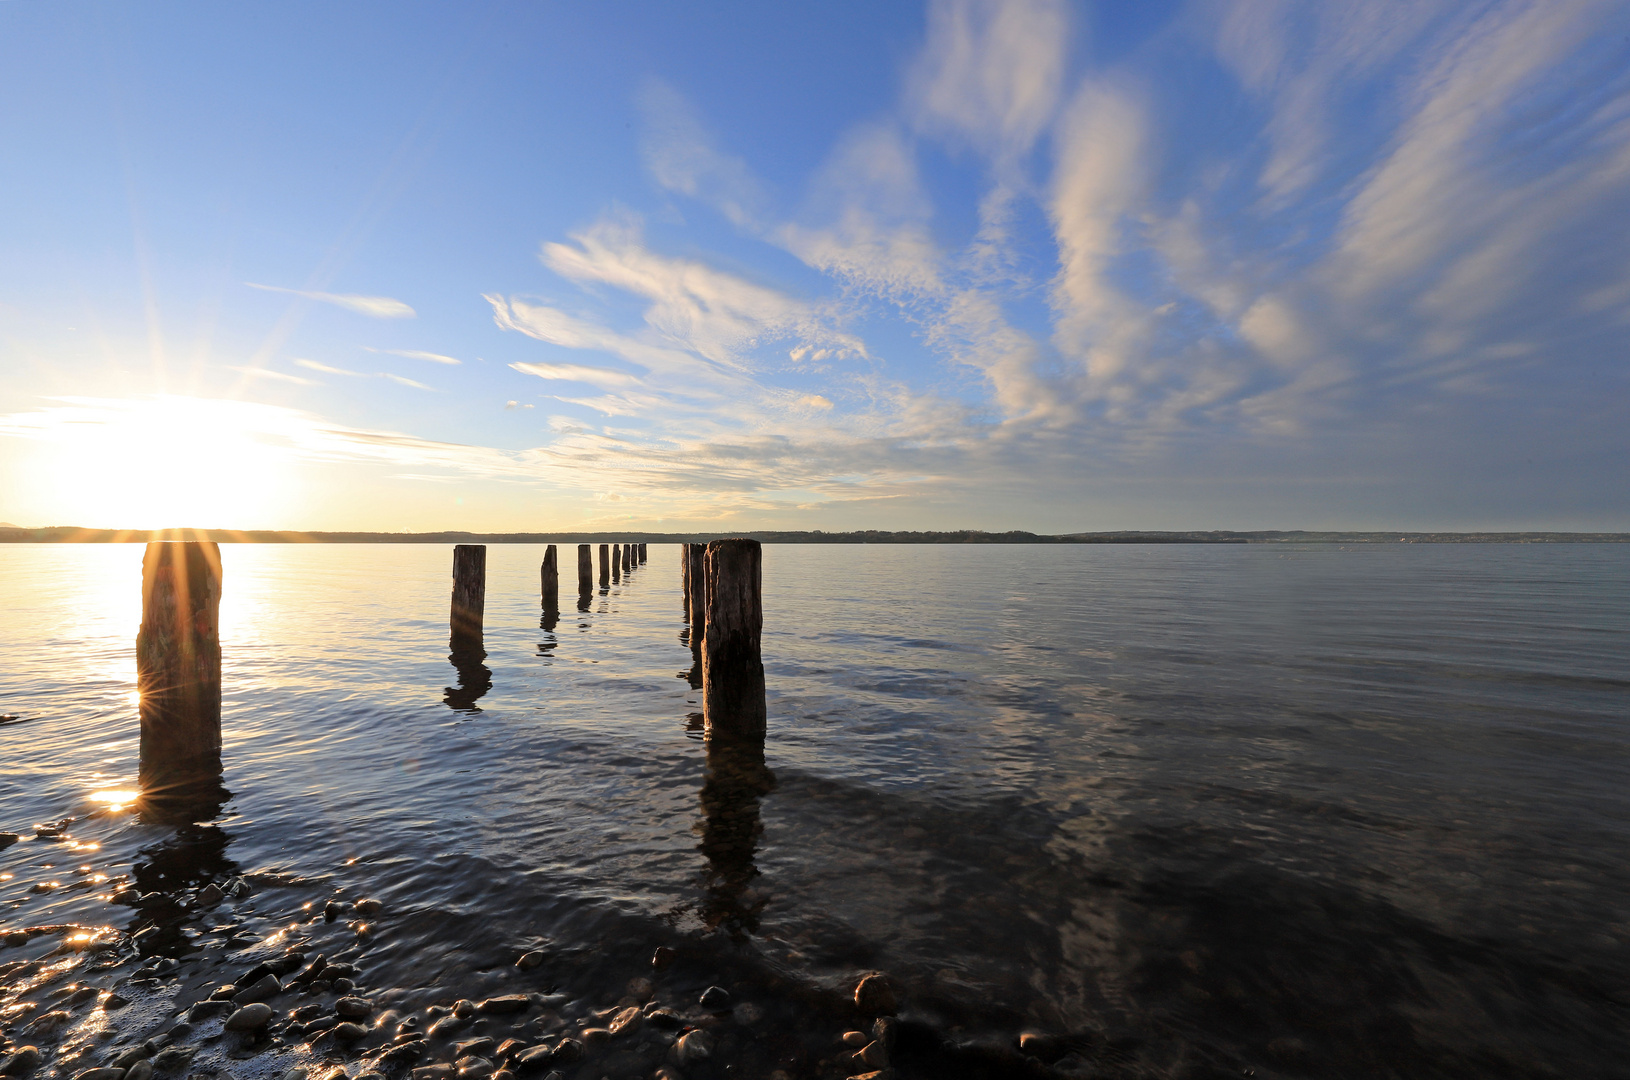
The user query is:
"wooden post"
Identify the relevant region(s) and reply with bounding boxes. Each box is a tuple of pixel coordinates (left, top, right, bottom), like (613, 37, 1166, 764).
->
(639, 543, 647, 563)
(702, 539, 765, 743)
(686, 543, 707, 633)
(577, 543, 593, 594)
(137, 541, 224, 797)
(541, 544, 558, 611)
(612, 543, 622, 583)
(598, 543, 610, 586)
(623, 543, 632, 574)
(450, 544, 486, 653)
(681, 543, 691, 615)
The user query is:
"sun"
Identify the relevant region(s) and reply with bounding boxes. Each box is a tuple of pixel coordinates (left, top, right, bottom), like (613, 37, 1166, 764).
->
(14, 396, 298, 529)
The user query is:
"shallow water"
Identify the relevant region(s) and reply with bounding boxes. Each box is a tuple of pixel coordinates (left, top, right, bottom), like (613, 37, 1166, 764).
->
(2, 542, 1628, 1078)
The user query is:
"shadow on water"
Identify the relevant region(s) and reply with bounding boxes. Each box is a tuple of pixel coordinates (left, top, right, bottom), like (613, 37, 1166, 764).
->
(444, 649, 492, 713)
(696, 740, 774, 941)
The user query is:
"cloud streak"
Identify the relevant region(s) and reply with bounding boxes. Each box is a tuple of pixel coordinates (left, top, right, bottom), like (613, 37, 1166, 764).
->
(246, 283, 415, 319)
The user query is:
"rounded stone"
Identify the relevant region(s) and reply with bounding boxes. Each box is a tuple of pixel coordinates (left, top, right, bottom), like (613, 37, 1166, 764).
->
(224, 1003, 275, 1032)
(853, 974, 898, 1016)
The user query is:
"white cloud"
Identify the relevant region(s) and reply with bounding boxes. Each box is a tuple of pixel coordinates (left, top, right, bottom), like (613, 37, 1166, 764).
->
(294, 358, 361, 376)
(245, 283, 415, 319)
(639, 80, 766, 228)
(509, 361, 641, 387)
(377, 373, 435, 390)
(231, 365, 320, 385)
(363, 347, 462, 365)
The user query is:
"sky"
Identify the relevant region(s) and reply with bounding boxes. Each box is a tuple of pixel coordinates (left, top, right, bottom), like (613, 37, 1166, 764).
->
(1, 0, 1627, 533)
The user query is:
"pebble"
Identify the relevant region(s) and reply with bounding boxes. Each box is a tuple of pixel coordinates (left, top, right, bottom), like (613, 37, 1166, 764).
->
(644, 1010, 683, 1031)
(841, 1031, 869, 1047)
(625, 977, 652, 1000)
(427, 1016, 468, 1039)
(234, 962, 276, 988)
(872, 1016, 898, 1050)
(849, 1072, 896, 1080)
(335, 997, 372, 1020)
(189, 1001, 233, 1021)
(123, 1063, 151, 1080)
(578, 1028, 611, 1048)
(650, 947, 674, 970)
(3, 931, 28, 948)
(2, 1047, 42, 1075)
(279, 1069, 308, 1080)
(197, 884, 224, 906)
(455, 1056, 493, 1079)
(490, 1071, 513, 1080)
(233, 975, 281, 1005)
(0, 833, 19, 848)
(224, 1003, 274, 1032)
(453, 1000, 478, 1019)
(477, 996, 529, 1015)
(27, 1011, 71, 1035)
(70, 1070, 125, 1080)
(514, 951, 546, 971)
(331, 1022, 366, 1042)
(493, 1039, 526, 1060)
(698, 986, 731, 1010)
(353, 899, 383, 915)
(511, 1045, 554, 1072)
(607, 1008, 641, 1037)
(854, 974, 898, 1016)
(453, 1039, 495, 1059)
(322, 901, 344, 922)
(412, 1067, 455, 1080)
(148, 1048, 195, 1072)
(674, 1030, 713, 1066)
(69, 987, 101, 1006)
(332, 977, 356, 994)
(858, 1040, 890, 1069)
(103, 995, 129, 1011)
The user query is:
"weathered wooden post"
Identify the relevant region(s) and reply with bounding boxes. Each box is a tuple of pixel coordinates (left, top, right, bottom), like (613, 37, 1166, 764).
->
(686, 543, 707, 633)
(541, 544, 558, 611)
(450, 544, 486, 654)
(623, 543, 632, 574)
(681, 543, 691, 616)
(577, 543, 592, 594)
(599, 543, 610, 587)
(612, 543, 622, 583)
(640, 543, 647, 563)
(702, 539, 765, 743)
(137, 541, 223, 799)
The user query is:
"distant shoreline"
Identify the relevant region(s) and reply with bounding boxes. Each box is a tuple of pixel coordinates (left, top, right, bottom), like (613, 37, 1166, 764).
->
(2, 527, 1627, 544)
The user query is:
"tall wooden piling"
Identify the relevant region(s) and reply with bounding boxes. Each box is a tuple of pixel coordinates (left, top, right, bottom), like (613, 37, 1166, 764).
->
(577, 544, 593, 594)
(137, 541, 223, 796)
(686, 543, 707, 633)
(450, 544, 486, 653)
(623, 543, 632, 574)
(599, 543, 610, 586)
(612, 543, 622, 583)
(702, 539, 765, 743)
(639, 543, 647, 563)
(541, 545, 558, 611)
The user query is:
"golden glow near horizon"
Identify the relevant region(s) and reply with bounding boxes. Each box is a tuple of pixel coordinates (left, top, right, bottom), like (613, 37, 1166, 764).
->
(4, 397, 296, 529)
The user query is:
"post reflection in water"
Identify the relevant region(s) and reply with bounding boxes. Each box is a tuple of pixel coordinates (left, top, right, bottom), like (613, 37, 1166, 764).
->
(124, 822, 239, 957)
(136, 767, 231, 827)
(444, 649, 492, 713)
(696, 739, 774, 940)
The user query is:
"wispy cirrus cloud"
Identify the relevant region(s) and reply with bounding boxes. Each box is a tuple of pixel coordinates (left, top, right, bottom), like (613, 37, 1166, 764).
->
(231, 365, 321, 386)
(362, 346, 462, 365)
(245, 283, 416, 319)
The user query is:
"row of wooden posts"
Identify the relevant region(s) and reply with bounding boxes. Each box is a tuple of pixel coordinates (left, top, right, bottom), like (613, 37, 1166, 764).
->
(134, 539, 764, 806)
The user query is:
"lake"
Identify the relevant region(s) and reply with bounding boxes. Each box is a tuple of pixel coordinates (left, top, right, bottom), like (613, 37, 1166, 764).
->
(2, 542, 1627, 1079)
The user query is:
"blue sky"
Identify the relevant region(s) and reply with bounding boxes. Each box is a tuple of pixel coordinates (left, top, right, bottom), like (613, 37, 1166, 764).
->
(2, 0, 1627, 532)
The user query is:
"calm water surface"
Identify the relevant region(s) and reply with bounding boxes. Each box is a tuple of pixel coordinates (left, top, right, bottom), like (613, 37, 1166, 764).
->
(1, 543, 1627, 1078)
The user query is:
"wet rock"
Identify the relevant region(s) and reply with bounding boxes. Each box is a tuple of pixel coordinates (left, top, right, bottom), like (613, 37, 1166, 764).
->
(289, 955, 327, 986)
(69, 987, 101, 1007)
(549, 1038, 582, 1065)
(322, 902, 344, 923)
(853, 975, 897, 1016)
(26, 1011, 70, 1036)
(849, 1072, 896, 1080)
(278, 1069, 307, 1080)
(644, 1010, 683, 1031)
(427, 1016, 468, 1039)
(124, 1062, 152, 1080)
(578, 1028, 610, 1049)
(607, 1008, 641, 1038)
(332, 978, 355, 994)
(411, 1067, 454, 1080)
(102, 995, 129, 1011)
(224, 1003, 274, 1032)
(233, 976, 280, 1005)
(489, 1071, 512, 1080)
(209, 986, 239, 1002)
(331, 1023, 366, 1042)
(269, 955, 304, 978)
(452, 1040, 494, 1060)
(525, 993, 566, 1009)
(335, 998, 372, 1020)
(110, 1047, 150, 1069)
(1, 1048, 41, 1076)
(354, 1074, 384, 1080)
(326, 961, 359, 979)
(353, 899, 383, 915)
(165, 1024, 191, 1041)
(492, 1040, 525, 1061)
(73, 1070, 127, 1080)
(187, 1001, 233, 1022)
(624, 977, 653, 1001)
(841, 1032, 869, 1047)
(858, 1040, 889, 1070)
(196, 885, 223, 907)
(509, 1046, 554, 1073)
(871, 1017, 897, 1051)
(514, 952, 545, 971)
(0, 833, 19, 849)
(698, 986, 730, 1011)
(454, 1056, 492, 1079)
(650, 947, 674, 971)
(3, 931, 28, 948)
(234, 963, 275, 989)
(149, 1047, 196, 1071)
(674, 1030, 713, 1066)
(651, 1069, 682, 1080)
(1016, 1032, 1065, 1063)
(452, 1000, 477, 1019)
(303, 1015, 338, 1035)
(476, 997, 528, 1016)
